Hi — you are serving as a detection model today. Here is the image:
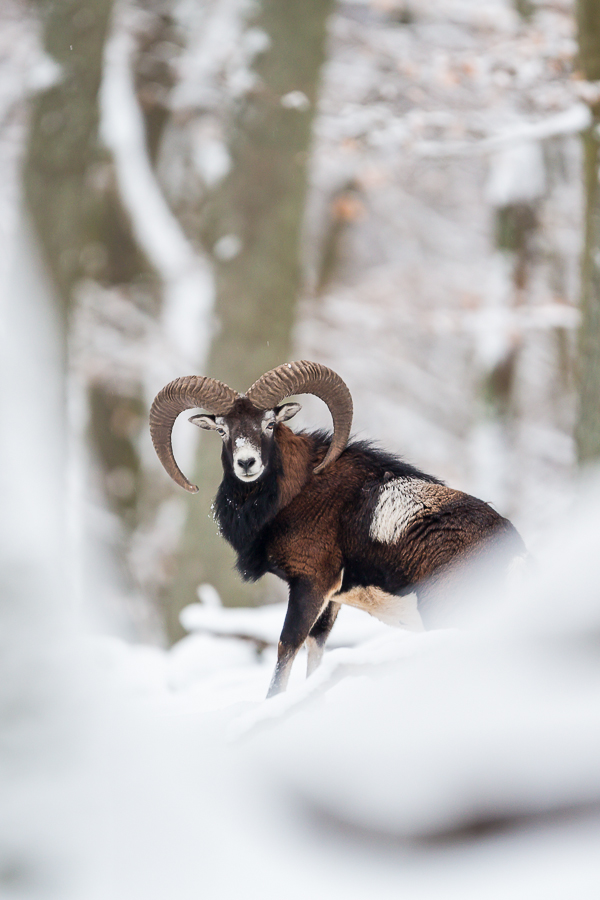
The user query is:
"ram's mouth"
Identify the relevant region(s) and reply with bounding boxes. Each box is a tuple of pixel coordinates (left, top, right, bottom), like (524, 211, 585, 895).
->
(236, 467, 264, 483)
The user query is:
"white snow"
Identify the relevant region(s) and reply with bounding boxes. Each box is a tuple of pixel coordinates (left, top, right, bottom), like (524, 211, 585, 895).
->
(486, 140, 546, 207)
(213, 233, 242, 260)
(76, 488, 600, 898)
(281, 90, 311, 111)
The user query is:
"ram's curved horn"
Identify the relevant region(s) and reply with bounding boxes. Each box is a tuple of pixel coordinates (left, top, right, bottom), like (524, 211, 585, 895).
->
(246, 360, 353, 472)
(150, 375, 240, 492)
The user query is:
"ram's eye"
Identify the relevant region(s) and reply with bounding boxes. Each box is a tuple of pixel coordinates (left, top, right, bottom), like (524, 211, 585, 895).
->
(266, 422, 275, 431)
(216, 428, 226, 436)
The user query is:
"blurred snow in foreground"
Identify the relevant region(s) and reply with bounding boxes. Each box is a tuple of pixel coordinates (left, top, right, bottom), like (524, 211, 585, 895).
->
(77, 489, 600, 900)
(9, 493, 599, 900)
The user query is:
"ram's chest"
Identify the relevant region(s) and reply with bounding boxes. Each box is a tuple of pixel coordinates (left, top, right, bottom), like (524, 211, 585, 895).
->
(265, 498, 343, 581)
(367, 478, 456, 545)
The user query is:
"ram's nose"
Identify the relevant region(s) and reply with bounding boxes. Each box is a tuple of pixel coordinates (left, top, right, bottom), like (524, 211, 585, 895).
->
(237, 457, 257, 473)
(234, 452, 264, 481)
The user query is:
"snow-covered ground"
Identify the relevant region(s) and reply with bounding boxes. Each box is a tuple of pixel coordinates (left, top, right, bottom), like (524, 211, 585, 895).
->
(73, 497, 600, 899)
(2, 478, 591, 900)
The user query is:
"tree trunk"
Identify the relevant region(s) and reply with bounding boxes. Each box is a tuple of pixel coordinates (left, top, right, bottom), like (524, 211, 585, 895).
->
(23, 1, 180, 639)
(163, 0, 334, 640)
(22, 0, 145, 524)
(23, 0, 114, 319)
(575, 0, 600, 464)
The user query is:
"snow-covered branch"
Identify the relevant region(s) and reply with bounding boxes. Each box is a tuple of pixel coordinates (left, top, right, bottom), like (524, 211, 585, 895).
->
(414, 103, 591, 158)
(99, 16, 215, 396)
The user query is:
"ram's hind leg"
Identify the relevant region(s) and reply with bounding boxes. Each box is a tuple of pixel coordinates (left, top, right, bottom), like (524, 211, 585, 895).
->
(306, 601, 340, 677)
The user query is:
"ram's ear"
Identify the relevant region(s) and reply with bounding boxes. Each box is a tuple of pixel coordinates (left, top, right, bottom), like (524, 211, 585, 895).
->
(275, 402, 301, 423)
(189, 414, 218, 430)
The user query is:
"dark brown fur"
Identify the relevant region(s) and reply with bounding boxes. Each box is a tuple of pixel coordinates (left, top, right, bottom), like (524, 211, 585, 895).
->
(213, 423, 525, 696)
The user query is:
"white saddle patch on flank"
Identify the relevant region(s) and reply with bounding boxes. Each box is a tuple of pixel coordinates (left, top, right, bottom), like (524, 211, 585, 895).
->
(369, 478, 443, 545)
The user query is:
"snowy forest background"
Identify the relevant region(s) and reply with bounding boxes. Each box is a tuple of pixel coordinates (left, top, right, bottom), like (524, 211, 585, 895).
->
(2, 0, 600, 897)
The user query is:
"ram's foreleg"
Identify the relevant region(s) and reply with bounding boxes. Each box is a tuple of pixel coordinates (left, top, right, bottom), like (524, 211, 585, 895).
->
(267, 571, 342, 698)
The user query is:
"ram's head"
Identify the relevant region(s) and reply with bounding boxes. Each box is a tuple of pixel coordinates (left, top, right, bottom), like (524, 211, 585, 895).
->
(149, 360, 353, 491)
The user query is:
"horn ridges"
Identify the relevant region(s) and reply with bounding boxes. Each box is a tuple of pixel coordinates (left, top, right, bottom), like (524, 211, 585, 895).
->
(149, 375, 239, 492)
(246, 360, 353, 472)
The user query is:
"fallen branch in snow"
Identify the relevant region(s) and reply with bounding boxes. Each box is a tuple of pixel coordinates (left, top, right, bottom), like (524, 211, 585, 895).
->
(180, 599, 398, 652)
(430, 302, 580, 335)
